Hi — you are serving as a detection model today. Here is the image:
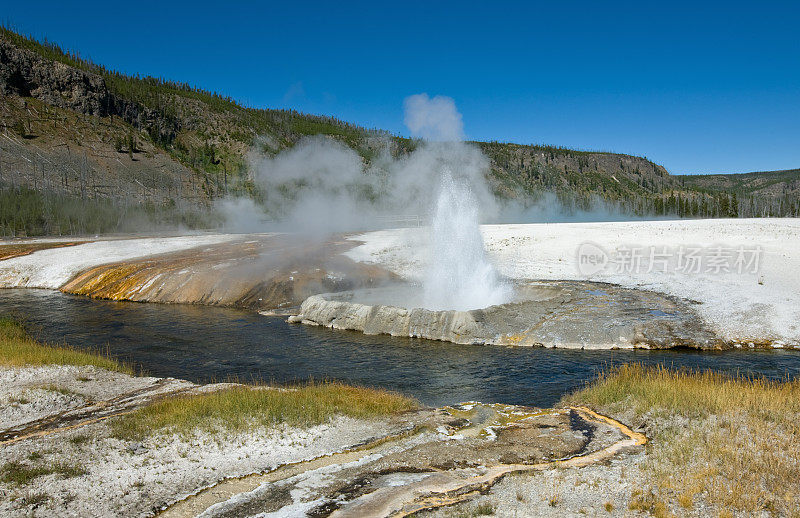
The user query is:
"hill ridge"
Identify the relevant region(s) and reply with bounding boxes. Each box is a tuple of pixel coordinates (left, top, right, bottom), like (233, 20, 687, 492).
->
(0, 27, 797, 235)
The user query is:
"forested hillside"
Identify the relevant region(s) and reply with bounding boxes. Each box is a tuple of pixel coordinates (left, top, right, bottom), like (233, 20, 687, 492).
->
(0, 27, 796, 236)
(676, 169, 800, 217)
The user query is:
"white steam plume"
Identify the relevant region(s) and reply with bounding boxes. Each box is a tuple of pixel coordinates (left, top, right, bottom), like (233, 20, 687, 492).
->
(220, 131, 497, 236)
(401, 94, 511, 310)
(216, 92, 511, 310)
(403, 93, 464, 142)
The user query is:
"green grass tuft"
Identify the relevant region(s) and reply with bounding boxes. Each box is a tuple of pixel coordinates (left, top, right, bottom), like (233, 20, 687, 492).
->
(0, 461, 87, 486)
(111, 382, 418, 440)
(472, 502, 496, 515)
(0, 317, 129, 373)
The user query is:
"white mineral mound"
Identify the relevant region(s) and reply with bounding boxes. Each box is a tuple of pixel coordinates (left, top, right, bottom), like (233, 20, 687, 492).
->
(347, 218, 800, 345)
(0, 234, 239, 289)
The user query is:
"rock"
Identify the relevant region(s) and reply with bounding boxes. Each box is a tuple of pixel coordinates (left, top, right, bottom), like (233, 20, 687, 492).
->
(291, 281, 725, 349)
(0, 40, 179, 143)
(127, 442, 148, 455)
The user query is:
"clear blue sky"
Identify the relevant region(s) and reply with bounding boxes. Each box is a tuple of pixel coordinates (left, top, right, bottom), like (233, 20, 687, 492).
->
(4, 1, 799, 174)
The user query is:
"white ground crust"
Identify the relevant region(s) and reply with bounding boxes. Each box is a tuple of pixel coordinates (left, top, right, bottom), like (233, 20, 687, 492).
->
(0, 234, 240, 289)
(0, 416, 389, 518)
(0, 365, 167, 430)
(0, 365, 397, 518)
(424, 453, 645, 518)
(346, 219, 800, 345)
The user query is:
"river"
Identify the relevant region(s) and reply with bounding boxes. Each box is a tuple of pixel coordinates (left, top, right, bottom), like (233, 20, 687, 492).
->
(3, 289, 799, 407)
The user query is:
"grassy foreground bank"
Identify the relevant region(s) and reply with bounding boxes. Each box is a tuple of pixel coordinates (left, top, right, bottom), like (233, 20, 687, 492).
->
(0, 317, 417, 438)
(563, 364, 800, 517)
(0, 317, 129, 373)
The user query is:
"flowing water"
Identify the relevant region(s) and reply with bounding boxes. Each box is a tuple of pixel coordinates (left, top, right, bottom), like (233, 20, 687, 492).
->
(2, 288, 800, 407)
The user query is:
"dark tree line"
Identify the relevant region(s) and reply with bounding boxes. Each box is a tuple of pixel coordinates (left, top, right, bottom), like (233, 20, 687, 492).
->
(0, 185, 216, 237)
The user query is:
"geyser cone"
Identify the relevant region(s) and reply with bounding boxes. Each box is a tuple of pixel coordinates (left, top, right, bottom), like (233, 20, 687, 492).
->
(423, 171, 512, 311)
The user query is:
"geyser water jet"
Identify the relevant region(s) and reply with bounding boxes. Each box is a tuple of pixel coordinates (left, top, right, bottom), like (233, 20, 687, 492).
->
(423, 170, 512, 311)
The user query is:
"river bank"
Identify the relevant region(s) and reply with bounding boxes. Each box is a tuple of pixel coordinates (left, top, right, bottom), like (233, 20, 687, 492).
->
(0, 318, 419, 516)
(0, 318, 650, 517)
(2, 318, 797, 516)
(430, 364, 800, 517)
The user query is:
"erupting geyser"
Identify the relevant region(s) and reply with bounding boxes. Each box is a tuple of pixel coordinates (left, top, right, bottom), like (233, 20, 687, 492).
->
(287, 95, 727, 349)
(423, 170, 512, 310)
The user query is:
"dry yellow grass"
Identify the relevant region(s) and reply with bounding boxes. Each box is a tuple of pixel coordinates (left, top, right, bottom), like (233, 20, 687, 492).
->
(563, 363, 800, 423)
(0, 317, 129, 373)
(112, 382, 418, 439)
(564, 364, 800, 517)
